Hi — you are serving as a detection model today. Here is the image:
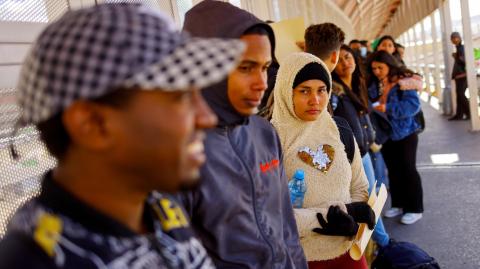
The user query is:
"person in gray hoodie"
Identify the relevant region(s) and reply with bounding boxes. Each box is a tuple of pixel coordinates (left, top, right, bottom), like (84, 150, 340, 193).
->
(179, 1, 307, 268)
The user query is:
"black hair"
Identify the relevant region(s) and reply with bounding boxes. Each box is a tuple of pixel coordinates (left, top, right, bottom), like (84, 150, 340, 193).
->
(367, 50, 417, 85)
(37, 113, 69, 160)
(359, 40, 369, 46)
(349, 39, 361, 45)
(395, 43, 405, 49)
(331, 44, 369, 111)
(393, 43, 405, 63)
(304, 23, 345, 60)
(242, 23, 277, 64)
(375, 35, 396, 52)
(243, 24, 270, 36)
(37, 89, 137, 160)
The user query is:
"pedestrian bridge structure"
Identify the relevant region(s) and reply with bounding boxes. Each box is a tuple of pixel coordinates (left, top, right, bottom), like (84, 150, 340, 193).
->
(0, 1, 479, 268)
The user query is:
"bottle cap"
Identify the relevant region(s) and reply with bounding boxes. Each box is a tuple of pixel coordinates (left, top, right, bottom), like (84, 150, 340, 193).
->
(294, 169, 305, 180)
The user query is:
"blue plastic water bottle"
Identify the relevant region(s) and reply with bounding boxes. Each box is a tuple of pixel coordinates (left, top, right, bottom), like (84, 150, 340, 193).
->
(288, 169, 307, 208)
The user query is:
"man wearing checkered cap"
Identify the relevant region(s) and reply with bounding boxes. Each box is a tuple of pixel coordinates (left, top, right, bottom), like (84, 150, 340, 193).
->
(0, 3, 245, 268)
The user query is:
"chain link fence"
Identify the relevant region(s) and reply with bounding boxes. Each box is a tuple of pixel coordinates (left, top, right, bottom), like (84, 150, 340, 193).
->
(0, 86, 56, 235)
(0, 0, 69, 22)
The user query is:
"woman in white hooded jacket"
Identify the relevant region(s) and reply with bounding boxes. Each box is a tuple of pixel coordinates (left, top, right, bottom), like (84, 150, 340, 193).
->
(271, 52, 372, 269)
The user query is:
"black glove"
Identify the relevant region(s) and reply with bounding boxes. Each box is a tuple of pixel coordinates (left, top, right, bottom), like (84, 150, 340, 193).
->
(345, 202, 376, 230)
(312, 205, 359, 237)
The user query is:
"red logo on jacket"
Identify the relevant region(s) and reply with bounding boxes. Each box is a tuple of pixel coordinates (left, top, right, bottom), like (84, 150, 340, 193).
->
(260, 159, 280, 173)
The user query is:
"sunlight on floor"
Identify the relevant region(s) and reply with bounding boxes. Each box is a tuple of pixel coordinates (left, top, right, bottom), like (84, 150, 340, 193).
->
(430, 153, 459, 164)
(420, 93, 440, 111)
(429, 97, 440, 110)
(420, 92, 429, 102)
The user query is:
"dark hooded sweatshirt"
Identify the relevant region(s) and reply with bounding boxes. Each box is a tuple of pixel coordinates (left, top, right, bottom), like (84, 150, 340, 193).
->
(179, 1, 307, 268)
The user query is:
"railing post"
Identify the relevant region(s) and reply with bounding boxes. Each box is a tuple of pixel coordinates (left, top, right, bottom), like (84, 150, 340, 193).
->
(408, 28, 418, 73)
(460, 0, 480, 131)
(404, 31, 411, 66)
(420, 19, 431, 98)
(439, 0, 454, 115)
(430, 12, 442, 103)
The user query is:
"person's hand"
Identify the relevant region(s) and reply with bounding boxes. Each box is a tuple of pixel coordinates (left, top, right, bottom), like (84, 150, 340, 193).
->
(370, 142, 382, 153)
(312, 206, 358, 237)
(373, 103, 386, 113)
(346, 202, 376, 230)
(296, 41, 305, 51)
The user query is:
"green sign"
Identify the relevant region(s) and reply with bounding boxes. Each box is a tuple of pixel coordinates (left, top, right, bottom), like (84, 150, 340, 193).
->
(475, 48, 480, 60)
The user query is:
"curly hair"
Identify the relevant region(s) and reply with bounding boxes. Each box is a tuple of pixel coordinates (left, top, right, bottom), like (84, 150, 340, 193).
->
(304, 23, 345, 60)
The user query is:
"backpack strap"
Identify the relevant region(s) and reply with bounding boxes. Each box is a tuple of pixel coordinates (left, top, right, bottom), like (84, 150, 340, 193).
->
(333, 116, 355, 164)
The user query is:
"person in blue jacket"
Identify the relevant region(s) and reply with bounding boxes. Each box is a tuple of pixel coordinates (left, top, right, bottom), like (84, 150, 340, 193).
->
(367, 51, 424, 225)
(179, 1, 307, 268)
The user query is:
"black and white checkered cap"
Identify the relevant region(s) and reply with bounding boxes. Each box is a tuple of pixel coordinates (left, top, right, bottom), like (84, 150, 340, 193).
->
(17, 3, 245, 125)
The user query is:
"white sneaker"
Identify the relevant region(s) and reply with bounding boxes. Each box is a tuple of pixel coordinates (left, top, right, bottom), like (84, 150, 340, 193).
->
(400, 213, 423, 225)
(384, 207, 402, 218)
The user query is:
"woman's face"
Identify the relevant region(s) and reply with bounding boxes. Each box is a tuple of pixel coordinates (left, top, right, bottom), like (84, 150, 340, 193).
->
(377, 39, 395, 55)
(371, 61, 390, 81)
(334, 49, 356, 78)
(292, 79, 329, 121)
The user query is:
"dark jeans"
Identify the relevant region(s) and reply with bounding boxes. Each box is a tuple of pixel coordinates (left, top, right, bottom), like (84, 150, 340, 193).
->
(454, 77, 470, 118)
(381, 133, 424, 213)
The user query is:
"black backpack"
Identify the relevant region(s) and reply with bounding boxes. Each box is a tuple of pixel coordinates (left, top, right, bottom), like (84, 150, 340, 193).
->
(372, 240, 441, 269)
(414, 109, 426, 134)
(333, 116, 355, 164)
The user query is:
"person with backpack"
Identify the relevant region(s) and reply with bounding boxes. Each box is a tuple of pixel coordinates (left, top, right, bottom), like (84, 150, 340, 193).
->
(271, 52, 373, 269)
(367, 51, 424, 225)
(331, 44, 391, 248)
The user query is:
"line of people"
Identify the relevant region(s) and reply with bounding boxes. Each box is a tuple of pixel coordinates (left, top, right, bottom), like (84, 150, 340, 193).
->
(347, 34, 425, 225)
(0, 1, 425, 269)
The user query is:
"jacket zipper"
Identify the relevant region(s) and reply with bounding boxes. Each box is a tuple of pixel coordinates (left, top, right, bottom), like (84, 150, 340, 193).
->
(224, 126, 277, 268)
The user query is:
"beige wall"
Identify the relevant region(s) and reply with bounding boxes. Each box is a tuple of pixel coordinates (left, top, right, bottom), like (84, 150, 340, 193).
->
(241, 0, 355, 41)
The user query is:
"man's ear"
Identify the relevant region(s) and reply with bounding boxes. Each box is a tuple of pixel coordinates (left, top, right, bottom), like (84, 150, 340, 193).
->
(330, 50, 339, 67)
(296, 41, 306, 51)
(62, 101, 114, 152)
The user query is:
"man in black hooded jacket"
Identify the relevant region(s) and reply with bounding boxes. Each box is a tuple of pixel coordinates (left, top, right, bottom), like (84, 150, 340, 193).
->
(179, 1, 307, 268)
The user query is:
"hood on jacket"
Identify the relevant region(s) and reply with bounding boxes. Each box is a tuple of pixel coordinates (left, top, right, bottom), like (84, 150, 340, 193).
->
(271, 52, 332, 124)
(270, 53, 366, 261)
(332, 81, 346, 96)
(183, 0, 276, 126)
(332, 81, 369, 113)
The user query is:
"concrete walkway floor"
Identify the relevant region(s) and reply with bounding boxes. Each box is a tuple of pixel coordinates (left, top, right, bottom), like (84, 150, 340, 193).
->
(382, 100, 480, 269)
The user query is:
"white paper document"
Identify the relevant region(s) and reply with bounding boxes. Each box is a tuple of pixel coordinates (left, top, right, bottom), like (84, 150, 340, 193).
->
(349, 182, 388, 261)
